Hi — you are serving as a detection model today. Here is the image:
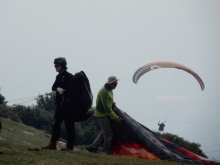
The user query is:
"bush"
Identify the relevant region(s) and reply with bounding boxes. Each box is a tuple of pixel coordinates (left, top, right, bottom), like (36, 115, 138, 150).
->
(0, 105, 21, 122)
(10, 105, 53, 131)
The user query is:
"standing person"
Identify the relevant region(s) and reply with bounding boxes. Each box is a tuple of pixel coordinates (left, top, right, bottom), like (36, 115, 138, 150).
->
(85, 76, 123, 155)
(42, 57, 75, 151)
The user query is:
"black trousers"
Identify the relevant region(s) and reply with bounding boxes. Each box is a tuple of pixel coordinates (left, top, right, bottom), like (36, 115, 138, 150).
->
(51, 104, 75, 149)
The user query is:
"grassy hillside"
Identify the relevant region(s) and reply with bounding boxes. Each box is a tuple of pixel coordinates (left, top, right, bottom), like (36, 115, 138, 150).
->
(0, 118, 194, 165)
(0, 118, 52, 149)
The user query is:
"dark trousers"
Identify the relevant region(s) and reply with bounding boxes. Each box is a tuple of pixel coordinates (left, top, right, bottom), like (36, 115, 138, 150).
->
(51, 105, 75, 149)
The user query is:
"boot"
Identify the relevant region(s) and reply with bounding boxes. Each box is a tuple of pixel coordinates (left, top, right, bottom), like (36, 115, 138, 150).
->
(42, 141, 57, 150)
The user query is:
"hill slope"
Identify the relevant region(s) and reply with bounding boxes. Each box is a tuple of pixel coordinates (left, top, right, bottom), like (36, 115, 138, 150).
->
(0, 118, 197, 165)
(0, 118, 52, 148)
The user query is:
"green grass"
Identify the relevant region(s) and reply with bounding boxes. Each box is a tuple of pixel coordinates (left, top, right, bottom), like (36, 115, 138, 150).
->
(0, 118, 192, 165)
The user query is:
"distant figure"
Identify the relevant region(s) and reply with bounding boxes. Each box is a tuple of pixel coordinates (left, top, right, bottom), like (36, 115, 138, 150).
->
(158, 121, 165, 131)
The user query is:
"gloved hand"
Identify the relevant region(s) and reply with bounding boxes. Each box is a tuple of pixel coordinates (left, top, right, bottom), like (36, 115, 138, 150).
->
(57, 87, 65, 94)
(47, 91, 56, 96)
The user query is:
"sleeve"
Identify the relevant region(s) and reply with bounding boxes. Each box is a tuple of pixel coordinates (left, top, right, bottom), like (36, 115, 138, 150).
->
(101, 91, 119, 120)
(52, 76, 58, 91)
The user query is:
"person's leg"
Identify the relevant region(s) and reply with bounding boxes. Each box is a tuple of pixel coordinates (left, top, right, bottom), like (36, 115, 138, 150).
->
(89, 131, 104, 150)
(51, 119, 62, 141)
(86, 117, 113, 154)
(89, 117, 113, 154)
(98, 117, 113, 154)
(86, 118, 106, 152)
(42, 106, 63, 150)
(42, 119, 63, 150)
(63, 119, 75, 150)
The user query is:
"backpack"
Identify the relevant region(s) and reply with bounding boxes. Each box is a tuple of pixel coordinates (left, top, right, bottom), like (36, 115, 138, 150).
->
(72, 71, 93, 122)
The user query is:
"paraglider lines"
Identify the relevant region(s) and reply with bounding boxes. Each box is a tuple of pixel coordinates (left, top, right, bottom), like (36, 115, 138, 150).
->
(6, 95, 40, 103)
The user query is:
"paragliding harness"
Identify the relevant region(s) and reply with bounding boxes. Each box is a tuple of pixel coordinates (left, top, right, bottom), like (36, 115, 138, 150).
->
(158, 121, 166, 132)
(72, 71, 93, 122)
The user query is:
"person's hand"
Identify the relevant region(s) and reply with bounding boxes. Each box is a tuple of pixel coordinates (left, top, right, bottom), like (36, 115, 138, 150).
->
(117, 118, 123, 125)
(57, 87, 65, 94)
(47, 91, 56, 96)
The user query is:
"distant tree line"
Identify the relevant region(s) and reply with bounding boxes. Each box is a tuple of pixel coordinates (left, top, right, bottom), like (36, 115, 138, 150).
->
(0, 92, 207, 157)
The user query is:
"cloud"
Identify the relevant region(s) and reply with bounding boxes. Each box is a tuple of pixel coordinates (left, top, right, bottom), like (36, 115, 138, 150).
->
(156, 95, 189, 101)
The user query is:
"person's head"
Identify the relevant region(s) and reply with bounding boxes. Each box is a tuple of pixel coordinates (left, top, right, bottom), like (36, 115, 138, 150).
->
(54, 57, 67, 73)
(107, 76, 119, 89)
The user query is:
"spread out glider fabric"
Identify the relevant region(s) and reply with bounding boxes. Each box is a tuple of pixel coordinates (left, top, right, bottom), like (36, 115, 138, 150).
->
(111, 106, 219, 164)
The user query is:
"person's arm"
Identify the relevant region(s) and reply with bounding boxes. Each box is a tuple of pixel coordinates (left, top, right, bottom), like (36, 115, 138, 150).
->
(52, 76, 58, 91)
(51, 76, 61, 96)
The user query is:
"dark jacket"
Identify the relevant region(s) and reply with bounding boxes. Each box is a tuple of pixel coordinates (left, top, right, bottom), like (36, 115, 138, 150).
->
(52, 70, 75, 120)
(52, 70, 75, 105)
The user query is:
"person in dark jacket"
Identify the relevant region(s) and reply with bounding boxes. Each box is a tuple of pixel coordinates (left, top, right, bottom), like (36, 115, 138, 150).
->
(42, 57, 75, 151)
(158, 121, 165, 132)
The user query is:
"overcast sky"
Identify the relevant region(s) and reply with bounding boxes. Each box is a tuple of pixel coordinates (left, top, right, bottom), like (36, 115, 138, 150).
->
(0, 0, 220, 159)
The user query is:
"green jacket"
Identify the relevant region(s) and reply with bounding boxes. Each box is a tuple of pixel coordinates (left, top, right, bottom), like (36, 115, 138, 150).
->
(94, 86, 119, 120)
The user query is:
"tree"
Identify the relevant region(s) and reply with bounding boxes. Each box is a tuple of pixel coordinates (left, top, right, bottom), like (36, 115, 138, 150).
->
(36, 94, 56, 112)
(0, 105, 21, 122)
(0, 93, 5, 104)
(10, 105, 53, 131)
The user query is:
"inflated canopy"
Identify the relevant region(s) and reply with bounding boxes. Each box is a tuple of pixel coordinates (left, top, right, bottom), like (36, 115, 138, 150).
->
(133, 61, 205, 90)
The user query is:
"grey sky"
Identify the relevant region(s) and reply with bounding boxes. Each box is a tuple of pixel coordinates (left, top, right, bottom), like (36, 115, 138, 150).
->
(0, 0, 220, 159)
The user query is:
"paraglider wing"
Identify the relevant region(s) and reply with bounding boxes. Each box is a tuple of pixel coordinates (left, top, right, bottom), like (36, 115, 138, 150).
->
(111, 106, 219, 164)
(133, 61, 205, 90)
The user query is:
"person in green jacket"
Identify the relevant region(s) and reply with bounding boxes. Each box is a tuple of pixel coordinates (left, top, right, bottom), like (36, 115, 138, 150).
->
(85, 76, 123, 155)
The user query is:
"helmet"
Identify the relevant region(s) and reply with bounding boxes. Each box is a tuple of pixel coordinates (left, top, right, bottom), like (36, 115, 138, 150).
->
(54, 57, 67, 67)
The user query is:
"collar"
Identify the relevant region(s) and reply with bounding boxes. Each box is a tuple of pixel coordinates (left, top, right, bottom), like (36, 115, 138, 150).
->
(59, 69, 67, 75)
(104, 83, 112, 90)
